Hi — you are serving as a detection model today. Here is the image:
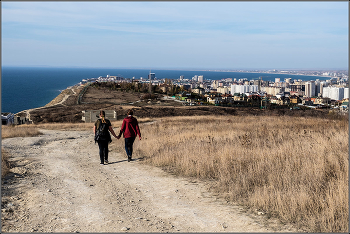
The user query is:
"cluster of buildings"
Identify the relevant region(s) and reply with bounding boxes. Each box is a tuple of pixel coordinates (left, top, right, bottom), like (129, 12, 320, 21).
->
(79, 75, 125, 86)
(3, 71, 347, 126)
(1, 112, 30, 125)
(76, 71, 349, 111)
(164, 73, 348, 111)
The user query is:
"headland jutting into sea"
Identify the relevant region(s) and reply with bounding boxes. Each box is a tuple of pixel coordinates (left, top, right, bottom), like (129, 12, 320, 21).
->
(1, 67, 348, 125)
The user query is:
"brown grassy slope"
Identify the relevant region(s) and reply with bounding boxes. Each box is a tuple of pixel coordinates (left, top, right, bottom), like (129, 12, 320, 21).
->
(113, 115, 348, 233)
(21, 85, 337, 124)
(81, 85, 142, 104)
(3, 114, 348, 232)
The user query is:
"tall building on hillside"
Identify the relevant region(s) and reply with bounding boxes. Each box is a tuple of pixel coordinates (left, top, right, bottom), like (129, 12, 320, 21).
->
(148, 71, 155, 80)
(192, 75, 198, 81)
(180, 75, 184, 80)
(148, 70, 155, 93)
(198, 75, 204, 83)
(305, 81, 316, 97)
(319, 82, 326, 96)
(211, 80, 219, 89)
(315, 80, 321, 96)
(344, 88, 349, 99)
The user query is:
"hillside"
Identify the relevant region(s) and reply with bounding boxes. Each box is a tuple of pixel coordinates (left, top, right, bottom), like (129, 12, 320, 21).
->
(2, 115, 348, 232)
(16, 83, 336, 124)
(2, 125, 301, 233)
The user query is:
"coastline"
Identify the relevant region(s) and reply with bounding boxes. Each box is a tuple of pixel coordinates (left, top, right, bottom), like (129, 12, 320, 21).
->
(240, 72, 333, 79)
(3, 67, 346, 115)
(15, 86, 81, 121)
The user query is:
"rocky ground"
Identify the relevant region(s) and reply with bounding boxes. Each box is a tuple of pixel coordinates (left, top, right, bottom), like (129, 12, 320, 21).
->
(1, 127, 301, 233)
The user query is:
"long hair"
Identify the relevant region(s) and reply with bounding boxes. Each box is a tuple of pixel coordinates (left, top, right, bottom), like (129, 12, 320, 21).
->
(100, 110, 106, 123)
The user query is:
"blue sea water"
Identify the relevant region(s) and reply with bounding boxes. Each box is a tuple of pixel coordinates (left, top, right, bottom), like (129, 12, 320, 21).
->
(1, 67, 330, 114)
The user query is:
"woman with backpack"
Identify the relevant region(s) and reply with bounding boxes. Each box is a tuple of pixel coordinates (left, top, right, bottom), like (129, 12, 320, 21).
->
(117, 109, 141, 162)
(94, 110, 118, 165)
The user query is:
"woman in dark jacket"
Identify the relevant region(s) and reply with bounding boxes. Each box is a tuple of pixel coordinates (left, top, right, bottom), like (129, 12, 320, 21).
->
(94, 110, 118, 165)
(117, 109, 141, 162)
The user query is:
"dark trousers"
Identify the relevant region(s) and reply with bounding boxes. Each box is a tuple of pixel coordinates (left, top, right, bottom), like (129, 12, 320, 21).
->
(97, 140, 109, 163)
(125, 137, 136, 158)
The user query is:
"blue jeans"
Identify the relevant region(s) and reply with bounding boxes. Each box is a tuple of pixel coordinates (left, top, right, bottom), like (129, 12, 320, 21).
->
(125, 137, 136, 158)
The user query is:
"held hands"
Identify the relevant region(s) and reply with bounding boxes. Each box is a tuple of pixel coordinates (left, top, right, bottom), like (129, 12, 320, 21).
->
(114, 135, 140, 140)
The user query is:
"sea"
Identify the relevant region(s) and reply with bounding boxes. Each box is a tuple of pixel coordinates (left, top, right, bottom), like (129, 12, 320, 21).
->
(1, 67, 331, 114)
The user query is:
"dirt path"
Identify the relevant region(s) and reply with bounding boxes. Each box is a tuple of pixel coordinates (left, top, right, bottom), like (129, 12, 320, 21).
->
(1, 129, 299, 232)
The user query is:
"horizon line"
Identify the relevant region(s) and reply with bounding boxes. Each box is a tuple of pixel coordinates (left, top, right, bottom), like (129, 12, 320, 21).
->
(1, 65, 348, 71)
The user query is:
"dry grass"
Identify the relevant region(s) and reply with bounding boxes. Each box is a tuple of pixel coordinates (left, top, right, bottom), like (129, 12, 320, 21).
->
(1, 117, 153, 137)
(128, 115, 348, 233)
(1, 148, 12, 178)
(35, 122, 96, 131)
(1, 125, 43, 139)
(2, 115, 348, 232)
(33, 117, 153, 131)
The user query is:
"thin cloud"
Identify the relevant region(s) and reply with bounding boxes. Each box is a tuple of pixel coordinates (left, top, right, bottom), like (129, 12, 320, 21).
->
(2, 1, 348, 69)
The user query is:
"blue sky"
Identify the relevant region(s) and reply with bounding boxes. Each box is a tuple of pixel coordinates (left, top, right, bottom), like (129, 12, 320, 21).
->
(1, 1, 348, 70)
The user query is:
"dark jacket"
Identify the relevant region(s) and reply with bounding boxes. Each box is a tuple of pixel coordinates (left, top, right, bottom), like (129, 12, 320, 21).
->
(94, 119, 112, 142)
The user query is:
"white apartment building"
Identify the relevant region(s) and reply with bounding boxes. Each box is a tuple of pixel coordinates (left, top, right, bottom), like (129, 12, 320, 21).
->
(261, 86, 283, 96)
(211, 80, 219, 89)
(323, 86, 345, 100)
(231, 85, 258, 94)
(197, 75, 204, 83)
(305, 81, 316, 97)
(344, 87, 349, 99)
(217, 86, 230, 94)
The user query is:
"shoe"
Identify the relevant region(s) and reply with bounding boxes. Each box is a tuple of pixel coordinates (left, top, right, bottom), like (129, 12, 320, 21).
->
(128, 156, 131, 162)
(100, 163, 104, 165)
(105, 160, 108, 164)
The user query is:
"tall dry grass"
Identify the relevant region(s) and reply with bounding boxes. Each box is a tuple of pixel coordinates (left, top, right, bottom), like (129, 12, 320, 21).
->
(2, 125, 43, 139)
(1, 148, 12, 178)
(130, 115, 348, 233)
(1, 118, 153, 138)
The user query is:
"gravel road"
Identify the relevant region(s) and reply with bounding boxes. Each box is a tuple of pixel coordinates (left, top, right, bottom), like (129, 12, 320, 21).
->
(1, 129, 299, 232)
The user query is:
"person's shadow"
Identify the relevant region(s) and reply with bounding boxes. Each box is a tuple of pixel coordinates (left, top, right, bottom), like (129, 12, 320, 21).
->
(108, 159, 127, 164)
(108, 157, 143, 164)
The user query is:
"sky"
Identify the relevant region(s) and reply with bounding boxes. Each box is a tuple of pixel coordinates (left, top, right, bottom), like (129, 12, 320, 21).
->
(1, 1, 349, 70)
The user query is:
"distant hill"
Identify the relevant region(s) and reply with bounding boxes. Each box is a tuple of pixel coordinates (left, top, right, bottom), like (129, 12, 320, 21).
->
(18, 84, 336, 124)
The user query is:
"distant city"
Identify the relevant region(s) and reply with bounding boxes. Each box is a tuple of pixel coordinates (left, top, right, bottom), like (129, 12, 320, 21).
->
(73, 69, 349, 113)
(202, 69, 348, 78)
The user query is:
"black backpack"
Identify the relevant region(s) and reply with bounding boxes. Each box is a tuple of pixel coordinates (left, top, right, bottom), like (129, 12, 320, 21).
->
(94, 119, 112, 143)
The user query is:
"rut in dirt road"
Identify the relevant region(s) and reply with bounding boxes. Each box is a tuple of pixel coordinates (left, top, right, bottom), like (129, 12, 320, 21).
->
(1, 129, 299, 232)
